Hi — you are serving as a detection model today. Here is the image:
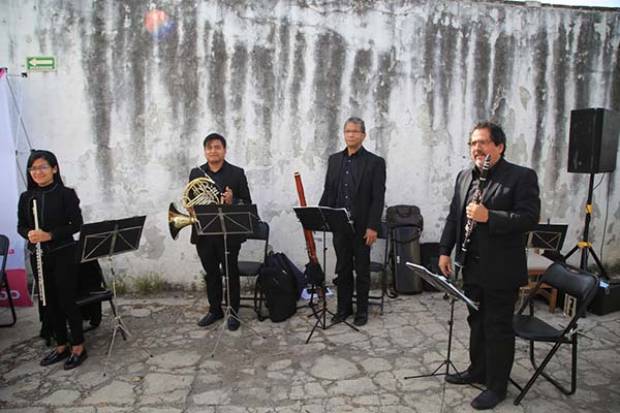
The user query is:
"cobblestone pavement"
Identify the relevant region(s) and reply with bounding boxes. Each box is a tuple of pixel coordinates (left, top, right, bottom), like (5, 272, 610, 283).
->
(1, 291, 619, 413)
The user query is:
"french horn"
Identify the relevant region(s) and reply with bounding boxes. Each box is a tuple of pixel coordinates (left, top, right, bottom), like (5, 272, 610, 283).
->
(168, 176, 221, 239)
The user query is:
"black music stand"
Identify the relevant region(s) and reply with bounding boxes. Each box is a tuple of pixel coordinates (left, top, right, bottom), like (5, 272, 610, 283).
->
(527, 223, 568, 262)
(404, 262, 478, 382)
(194, 203, 263, 356)
(78, 216, 152, 371)
(293, 206, 358, 344)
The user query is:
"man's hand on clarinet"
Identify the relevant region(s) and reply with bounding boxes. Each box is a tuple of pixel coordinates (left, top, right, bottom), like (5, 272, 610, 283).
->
(364, 228, 378, 246)
(466, 202, 489, 223)
(438, 254, 452, 277)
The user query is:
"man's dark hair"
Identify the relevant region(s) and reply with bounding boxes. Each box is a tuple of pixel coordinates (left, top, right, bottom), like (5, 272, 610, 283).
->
(344, 117, 366, 134)
(470, 121, 506, 156)
(203, 133, 227, 148)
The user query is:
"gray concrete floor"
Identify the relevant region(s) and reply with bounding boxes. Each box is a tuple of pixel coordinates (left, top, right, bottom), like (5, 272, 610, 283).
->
(1, 290, 619, 413)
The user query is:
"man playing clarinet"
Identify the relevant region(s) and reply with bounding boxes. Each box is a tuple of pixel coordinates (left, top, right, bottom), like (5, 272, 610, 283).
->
(438, 121, 540, 410)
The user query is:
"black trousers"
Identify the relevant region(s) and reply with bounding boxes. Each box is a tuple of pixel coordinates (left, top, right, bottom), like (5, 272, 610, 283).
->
(463, 264, 519, 395)
(196, 237, 241, 315)
(332, 231, 370, 313)
(33, 245, 84, 346)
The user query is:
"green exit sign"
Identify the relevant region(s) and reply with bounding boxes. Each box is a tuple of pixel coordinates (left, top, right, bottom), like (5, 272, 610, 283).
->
(27, 56, 56, 71)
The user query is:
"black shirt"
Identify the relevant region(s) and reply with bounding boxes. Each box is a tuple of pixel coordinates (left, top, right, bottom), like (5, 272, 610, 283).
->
(336, 147, 363, 213)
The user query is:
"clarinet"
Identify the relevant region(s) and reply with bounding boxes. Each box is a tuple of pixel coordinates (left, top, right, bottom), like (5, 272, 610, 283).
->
(457, 154, 491, 268)
(32, 199, 47, 307)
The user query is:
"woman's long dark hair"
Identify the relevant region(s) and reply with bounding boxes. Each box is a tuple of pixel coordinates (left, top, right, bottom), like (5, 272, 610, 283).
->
(26, 150, 65, 190)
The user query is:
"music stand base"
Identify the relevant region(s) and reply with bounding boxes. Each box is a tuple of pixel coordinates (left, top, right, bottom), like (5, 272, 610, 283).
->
(209, 306, 265, 358)
(104, 315, 153, 376)
(305, 285, 359, 344)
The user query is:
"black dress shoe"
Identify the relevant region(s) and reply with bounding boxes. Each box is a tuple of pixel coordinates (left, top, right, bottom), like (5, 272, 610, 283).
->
(445, 370, 485, 385)
(40, 348, 70, 366)
(64, 350, 88, 370)
(353, 312, 368, 326)
(470, 389, 506, 410)
(227, 317, 240, 331)
(331, 310, 352, 323)
(197, 312, 224, 327)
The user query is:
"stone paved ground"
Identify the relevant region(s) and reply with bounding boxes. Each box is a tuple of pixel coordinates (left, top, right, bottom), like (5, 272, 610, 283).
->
(1, 290, 619, 413)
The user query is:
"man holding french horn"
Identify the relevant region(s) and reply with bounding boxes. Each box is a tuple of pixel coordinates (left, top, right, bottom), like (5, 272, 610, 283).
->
(438, 122, 540, 410)
(189, 133, 252, 331)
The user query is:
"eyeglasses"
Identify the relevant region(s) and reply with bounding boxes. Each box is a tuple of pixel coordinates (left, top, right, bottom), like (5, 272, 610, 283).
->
(468, 139, 494, 147)
(28, 165, 51, 173)
(344, 129, 364, 134)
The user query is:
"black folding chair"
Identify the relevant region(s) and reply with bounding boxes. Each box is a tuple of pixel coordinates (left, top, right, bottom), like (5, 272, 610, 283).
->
(0, 234, 17, 327)
(234, 221, 270, 311)
(75, 260, 119, 333)
(366, 222, 390, 314)
(512, 262, 599, 405)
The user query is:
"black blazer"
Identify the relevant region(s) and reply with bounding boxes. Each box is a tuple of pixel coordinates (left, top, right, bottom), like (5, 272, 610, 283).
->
(189, 161, 252, 245)
(319, 147, 386, 235)
(439, 158, 540, 289)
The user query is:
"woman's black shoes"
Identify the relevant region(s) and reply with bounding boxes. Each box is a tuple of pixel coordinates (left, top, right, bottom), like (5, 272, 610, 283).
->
(64, 350, 88, 370)
(40, 348, 70, 366)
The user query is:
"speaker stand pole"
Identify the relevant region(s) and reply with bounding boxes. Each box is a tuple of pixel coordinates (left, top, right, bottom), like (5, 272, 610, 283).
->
(564, 172, 608, 279)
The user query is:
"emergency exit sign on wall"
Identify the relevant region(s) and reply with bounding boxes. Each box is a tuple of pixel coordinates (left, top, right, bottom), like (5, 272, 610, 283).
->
(26, 56, 56, 71)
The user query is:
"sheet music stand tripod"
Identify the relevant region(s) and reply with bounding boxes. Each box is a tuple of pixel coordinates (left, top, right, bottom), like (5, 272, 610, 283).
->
(293, 206, 359, 344)
(404, 262, 479, 382)
(194, 203, 263, 357)
(78, 216, 153, 372)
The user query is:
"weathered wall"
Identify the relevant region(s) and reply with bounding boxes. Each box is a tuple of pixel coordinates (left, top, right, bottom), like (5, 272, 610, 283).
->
(2, 0, 619, 283)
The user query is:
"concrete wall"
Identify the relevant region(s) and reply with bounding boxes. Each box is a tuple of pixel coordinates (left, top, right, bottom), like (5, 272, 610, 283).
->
(2, 0, 619, 283)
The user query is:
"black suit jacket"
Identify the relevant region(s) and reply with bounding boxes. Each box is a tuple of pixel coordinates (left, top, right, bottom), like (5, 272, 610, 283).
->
(189, 161, 252, 245)
(319, 147, 386, 235)
(439, 158, 540, 289)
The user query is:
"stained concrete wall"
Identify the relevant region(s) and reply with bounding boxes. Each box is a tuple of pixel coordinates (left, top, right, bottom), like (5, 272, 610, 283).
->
(2, 0, 619, 283)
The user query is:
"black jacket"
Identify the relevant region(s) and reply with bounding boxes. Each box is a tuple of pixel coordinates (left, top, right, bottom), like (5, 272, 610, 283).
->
(17, 183, 83, 254)
(439, 158, 540, 289)
(189, 161, 252, 244)
(319, 147, 386, 235)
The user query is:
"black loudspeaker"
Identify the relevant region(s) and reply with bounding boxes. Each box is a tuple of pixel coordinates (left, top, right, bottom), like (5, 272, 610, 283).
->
(568, 108, 619, 173)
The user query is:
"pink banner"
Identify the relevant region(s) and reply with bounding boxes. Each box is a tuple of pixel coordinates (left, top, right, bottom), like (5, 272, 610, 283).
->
(1, 269, 32, 307)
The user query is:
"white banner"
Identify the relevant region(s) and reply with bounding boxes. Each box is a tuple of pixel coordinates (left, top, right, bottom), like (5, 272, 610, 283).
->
(0, 70, 27, 302)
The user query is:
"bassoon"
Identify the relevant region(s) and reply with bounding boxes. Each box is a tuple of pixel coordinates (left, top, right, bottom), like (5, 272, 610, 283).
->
(293, 172, 324, 285)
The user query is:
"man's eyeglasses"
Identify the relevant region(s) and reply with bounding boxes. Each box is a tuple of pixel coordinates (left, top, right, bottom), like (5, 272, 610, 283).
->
(468, 139, 494, 147)
(28, 166, 52, 173)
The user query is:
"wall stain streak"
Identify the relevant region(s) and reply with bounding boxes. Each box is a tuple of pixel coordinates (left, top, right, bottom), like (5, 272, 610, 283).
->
(373, 48, 397, 156)
(290, 30, 307, 157)
(349, 48, 373, 116)
(251, 44, 276, 164)
(531, 30, 549, 173)
(490, 31, 515, 123)
(472, 24, 491, 121)
(208, 29, 228, 134)
(230, 42, 249, 138)
(80, 1, 113, 196)
(313, 31, 346, 158)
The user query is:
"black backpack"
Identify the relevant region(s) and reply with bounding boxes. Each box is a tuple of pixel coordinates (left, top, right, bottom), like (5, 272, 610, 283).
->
(255, 252, 299, 322)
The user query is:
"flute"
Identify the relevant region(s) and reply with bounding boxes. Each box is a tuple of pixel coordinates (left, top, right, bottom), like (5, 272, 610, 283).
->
(32, 199, 47, 306)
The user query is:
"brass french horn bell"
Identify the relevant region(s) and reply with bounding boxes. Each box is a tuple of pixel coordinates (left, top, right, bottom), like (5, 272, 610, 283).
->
(168, 176, 221, 240)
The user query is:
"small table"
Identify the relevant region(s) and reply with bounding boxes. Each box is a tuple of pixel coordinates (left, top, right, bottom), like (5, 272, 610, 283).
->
(520, 252, 558, 313)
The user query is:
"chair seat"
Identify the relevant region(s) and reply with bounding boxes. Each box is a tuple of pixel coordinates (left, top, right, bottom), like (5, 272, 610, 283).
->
(369, 261, 384, 273)
(76, 289, 113, 306)
(238, 261, 262, 276)
(513, 314, 568, 342)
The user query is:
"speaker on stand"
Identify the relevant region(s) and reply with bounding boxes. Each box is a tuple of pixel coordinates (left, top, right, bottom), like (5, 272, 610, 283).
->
(565, 108, 619, 279)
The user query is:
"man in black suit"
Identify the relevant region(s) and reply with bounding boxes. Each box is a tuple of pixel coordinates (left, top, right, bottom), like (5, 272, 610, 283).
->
(190, 133, 252, 331)
(438, 121, 540, 410)
(319, 117, 386, 326)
